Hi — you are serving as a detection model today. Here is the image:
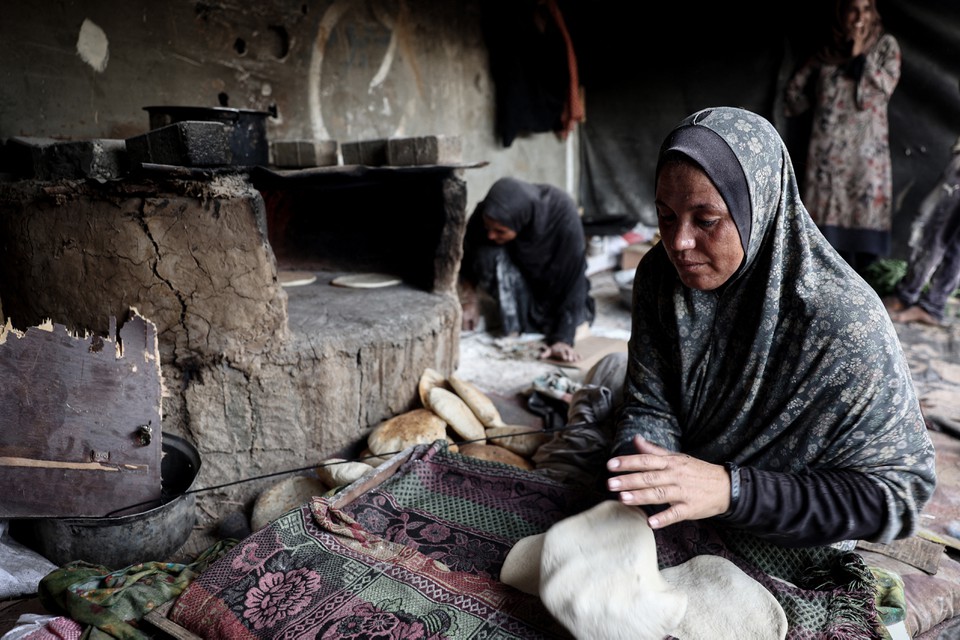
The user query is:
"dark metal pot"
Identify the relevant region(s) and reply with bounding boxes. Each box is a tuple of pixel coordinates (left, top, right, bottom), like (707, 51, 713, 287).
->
(11, 433, 201, 569)
(144, 105, 272, 166)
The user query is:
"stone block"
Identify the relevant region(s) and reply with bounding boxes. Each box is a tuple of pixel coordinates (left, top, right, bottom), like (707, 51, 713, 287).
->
(387, 135, 462, 166)
(341, 138, 388, 166)
(4, 136, 127, 180)
(125, 121, 230, 167)
(270, 140, 339, 168)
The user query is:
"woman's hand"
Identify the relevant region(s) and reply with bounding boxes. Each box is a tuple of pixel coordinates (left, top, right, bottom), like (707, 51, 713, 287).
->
(606, 436, 731, 529)
(538, 341, 580, 362)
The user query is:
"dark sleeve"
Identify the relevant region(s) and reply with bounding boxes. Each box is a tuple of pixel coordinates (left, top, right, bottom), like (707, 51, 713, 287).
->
(460, 207, 488, 284)
(715, 467, 887, 547)
(544, 270, 593, 346)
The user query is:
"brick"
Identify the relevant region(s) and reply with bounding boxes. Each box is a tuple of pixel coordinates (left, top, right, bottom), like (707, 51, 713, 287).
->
(125, 121, 230, 167)
(415, 134, 462, 165)
(270, 140, 339, 168)
(386, 137, 417, 166)
(341, 138, 388, 166)
(4, 136, 127, 180)
(387, 135, 463, 166)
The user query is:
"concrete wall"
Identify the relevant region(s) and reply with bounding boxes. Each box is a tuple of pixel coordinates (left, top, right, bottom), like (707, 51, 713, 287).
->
(0, 0, 575, 214)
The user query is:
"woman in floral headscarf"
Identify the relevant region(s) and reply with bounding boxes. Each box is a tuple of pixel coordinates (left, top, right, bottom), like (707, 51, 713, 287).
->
(784, 0, 900, 274)
(606, 106, 935, 548)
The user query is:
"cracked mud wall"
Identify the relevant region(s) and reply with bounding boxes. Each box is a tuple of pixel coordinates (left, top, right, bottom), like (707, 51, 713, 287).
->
(0, 176, 288, 363)
(0, 175, 460, 507)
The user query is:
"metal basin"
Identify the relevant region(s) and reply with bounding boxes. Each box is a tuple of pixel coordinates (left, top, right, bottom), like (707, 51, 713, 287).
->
(11, 433, 200, 569)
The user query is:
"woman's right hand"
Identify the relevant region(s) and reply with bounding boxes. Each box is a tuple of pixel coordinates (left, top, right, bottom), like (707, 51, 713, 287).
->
(606, 436, 732, 529)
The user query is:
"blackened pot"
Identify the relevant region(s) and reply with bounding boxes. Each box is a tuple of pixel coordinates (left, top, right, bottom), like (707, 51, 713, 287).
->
(11, 433, 201, 569)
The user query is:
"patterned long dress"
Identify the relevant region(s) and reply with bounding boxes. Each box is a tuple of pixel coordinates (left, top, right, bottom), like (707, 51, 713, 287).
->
(784, 33, 901, 264)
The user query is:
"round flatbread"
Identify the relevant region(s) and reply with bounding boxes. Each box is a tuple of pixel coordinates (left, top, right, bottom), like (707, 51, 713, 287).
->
(358, 448, 394, 468)
(330, 272, 402, 288)
(250, 476, 328, 531)
(278, 270, 317, 287)
(367, 408, 448, 457)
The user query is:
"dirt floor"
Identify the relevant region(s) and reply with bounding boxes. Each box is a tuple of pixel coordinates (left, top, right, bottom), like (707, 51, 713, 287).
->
(456, 268, 632, 397)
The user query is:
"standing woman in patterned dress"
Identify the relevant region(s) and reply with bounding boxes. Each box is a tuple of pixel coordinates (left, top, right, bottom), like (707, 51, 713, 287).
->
(784, 0, 900, 274)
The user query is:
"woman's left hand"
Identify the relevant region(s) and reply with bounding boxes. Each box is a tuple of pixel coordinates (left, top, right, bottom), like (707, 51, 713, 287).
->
(606, 436, 731, 529)
(539, 341, 580, 362)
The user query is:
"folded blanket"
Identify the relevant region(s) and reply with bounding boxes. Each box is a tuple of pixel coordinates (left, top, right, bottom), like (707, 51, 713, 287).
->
(168, 442, 888, 639)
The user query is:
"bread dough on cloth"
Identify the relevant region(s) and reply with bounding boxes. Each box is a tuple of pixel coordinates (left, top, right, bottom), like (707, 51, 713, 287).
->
(330, 272, 401, 288)
(501, 500, 786, 640)
(499, 532, 545, 595)
(663, 555, 787, 639)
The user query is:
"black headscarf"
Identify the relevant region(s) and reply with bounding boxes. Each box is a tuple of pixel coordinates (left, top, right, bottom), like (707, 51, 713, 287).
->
(464, 177, 592, 344)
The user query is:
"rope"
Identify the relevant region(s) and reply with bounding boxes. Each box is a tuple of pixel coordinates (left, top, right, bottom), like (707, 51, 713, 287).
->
(103, 422, 597, 517)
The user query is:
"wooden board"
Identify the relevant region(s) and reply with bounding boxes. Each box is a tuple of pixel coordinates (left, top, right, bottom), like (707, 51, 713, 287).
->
(0, 311, 163, 518)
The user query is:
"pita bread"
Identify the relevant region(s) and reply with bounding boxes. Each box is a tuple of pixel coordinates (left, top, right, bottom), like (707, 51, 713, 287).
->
(316, 457, 376, 488)
(418, 367, 447, 407)
(426, 387, 486, 442)
(448, 373, 504, 427)
(250, 476, 328, 531)
(485, 424, 548, 457)
(367, 408, 448, 456)
(663, 555, 787, 640)
(539, 500, 687, 640)
(457, 442, 532, 470)
(358, 448, 394, 467)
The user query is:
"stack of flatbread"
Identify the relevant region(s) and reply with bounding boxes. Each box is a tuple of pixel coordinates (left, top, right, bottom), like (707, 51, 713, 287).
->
(307, 369, 548, 496)
(358, 368, 548, 471)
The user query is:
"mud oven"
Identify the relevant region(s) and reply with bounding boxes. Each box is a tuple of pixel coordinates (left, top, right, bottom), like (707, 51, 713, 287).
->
(0, 157, 473, 509)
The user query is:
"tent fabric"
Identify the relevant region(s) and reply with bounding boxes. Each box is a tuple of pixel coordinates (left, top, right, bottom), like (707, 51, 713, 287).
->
(567, 0, 960, 258)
